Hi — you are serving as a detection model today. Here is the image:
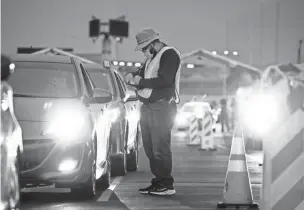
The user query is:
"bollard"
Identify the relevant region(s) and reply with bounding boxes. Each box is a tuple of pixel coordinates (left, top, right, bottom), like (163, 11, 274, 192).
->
(198, 113, 216, 151)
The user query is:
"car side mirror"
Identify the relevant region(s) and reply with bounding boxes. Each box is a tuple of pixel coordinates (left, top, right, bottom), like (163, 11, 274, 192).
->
(1, 55, 15, 81)
(91, 88, 113, 104)
(123, 89, 138, 103)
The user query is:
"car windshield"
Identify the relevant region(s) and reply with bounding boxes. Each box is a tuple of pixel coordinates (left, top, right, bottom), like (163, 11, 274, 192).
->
(182, 104, 210, 113)
(87, 70, 114, 95)
(182, 105, 196, 113)
(8, 61, 79, 98)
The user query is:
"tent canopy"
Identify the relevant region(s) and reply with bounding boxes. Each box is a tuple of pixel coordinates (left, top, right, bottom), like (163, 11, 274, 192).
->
(181, 48, 262, 75)
(32, 48, 96, 64)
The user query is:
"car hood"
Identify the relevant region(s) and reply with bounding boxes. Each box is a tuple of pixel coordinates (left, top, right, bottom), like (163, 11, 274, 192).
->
(13, 97, 84, 122)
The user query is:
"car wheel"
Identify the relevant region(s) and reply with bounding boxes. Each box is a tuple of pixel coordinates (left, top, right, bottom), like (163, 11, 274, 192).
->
(111, 151, 127, 177)
(9, 157, 20, 210)
(97, 160, 111, 189)
(127, 127, 140, 172)
(111, 125, 127, 177)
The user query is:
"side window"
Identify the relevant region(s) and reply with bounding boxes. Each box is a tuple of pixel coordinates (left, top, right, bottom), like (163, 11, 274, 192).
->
(80, 64, 94, 97)
(114, 72, 125, 98)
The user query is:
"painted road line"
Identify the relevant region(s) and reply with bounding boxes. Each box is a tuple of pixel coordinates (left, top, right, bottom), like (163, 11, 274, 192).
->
(97, 176, 124, 202)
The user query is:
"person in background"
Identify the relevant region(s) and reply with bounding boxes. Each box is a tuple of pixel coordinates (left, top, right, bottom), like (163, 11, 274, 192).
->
(230, 98, 236, 131)
(219, 99, 230, 133)
(125, 28, 181, 196)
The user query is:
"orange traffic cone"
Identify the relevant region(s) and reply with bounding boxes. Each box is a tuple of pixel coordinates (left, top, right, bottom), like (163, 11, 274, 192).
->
(217, 125, 259, 209)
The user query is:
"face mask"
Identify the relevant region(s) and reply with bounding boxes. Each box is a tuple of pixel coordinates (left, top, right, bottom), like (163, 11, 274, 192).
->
(142, 44, 156, 58)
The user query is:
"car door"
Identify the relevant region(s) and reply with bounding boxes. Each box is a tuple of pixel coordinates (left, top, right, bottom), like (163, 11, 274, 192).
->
(79, 63, 109, 175)
(113, 72, 138, 147)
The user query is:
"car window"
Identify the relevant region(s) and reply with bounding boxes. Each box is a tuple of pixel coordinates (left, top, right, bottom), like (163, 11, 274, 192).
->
(114, 72, 125, 98)
(8, 61, 79, 98)
(87, 70, 114, 95)
(115, 72, 127, 92)
(182, 105, 196, 112)
(80, 64, 94, 97)
(182, 104, 210, 114)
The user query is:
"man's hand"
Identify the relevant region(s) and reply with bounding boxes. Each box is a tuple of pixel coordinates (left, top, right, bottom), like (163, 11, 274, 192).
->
(125, 73, 134, 85)
(134, 75, 142, 85)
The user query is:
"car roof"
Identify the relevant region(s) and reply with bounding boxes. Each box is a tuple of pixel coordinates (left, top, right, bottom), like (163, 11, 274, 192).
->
(83, 63, 110, 72)
(184, 101, 210, 107)
(10, 54, 73, 64)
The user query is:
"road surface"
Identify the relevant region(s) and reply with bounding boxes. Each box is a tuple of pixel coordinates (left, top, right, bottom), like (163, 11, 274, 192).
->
(20, 131, 262, 210)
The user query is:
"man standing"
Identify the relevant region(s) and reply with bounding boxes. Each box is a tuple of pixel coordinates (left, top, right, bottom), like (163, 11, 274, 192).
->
(125, 28, 181, 196)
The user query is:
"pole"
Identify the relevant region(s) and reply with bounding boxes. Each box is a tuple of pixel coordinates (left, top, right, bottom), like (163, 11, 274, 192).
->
(223, 78, 227, 98)
(225, 20, 229, 50)
(115, 39, 119, 60)
(249, 20, 253, 66)
(298, 39, 303, 64)
(274, 2, 280, 64)
(102, 34, 112, 62)
(260, 1, 264, 67)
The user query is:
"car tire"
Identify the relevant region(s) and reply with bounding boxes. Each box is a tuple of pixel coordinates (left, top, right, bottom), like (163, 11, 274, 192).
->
(97, 160, 111, 190)
(111, 152, 127, 177)
(127, 127, 140, 172)
(111, 124, 128, 177)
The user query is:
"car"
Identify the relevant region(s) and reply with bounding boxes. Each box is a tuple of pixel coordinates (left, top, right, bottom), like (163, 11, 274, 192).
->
(83, 62, 141, 176)
(8, 54, 111, 199)
(174, 101, 215, 131)
(1, 55, 23, 210)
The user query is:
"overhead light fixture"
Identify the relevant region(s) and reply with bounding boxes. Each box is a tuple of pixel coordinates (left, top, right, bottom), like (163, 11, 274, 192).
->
(135, 63, 141, 67)
(113, 61, 118, 65)
(187, 64, 194, 68)
(233, 51, 238, 56)
(224, 50, 229, 55)
(212, 51, 217, 55)
(119, 61, 125, 66)
(127, 62, 133, 66)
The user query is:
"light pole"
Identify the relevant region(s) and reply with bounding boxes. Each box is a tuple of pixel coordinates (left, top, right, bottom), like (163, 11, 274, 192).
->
(298, 39, 303, 64)
(274, 2, 280, 64)
(259, 1, 264, 67)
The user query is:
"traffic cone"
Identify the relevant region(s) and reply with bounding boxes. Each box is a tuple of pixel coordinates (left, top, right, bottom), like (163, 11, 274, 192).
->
(217, 125, 259, 209)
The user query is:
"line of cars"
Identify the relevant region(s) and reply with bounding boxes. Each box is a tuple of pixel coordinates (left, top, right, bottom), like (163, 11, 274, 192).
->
(1, 53, 141, 208)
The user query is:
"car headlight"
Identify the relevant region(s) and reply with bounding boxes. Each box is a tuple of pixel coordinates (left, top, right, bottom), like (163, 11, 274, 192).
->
(44, 110, 86, 142)
(239, 93, 280, 136)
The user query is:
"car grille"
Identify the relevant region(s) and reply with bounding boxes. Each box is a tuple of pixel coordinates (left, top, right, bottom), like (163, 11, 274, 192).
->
(22, 139, 55, 171)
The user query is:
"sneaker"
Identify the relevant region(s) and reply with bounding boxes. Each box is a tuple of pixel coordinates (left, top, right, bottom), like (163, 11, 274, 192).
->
(149, 185, 176, 196)
(138, 184, 156, 194)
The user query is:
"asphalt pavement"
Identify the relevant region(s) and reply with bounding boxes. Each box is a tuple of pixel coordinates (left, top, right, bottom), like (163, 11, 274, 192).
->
(20, 130, 263, 210)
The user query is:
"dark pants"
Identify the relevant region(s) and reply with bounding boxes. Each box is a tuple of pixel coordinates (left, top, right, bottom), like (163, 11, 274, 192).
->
(221, 117, 230, 132)
(140, 100, 177, 188)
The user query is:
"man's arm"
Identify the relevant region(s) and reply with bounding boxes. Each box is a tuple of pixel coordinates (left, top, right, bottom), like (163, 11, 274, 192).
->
(138, 49, 180, 89)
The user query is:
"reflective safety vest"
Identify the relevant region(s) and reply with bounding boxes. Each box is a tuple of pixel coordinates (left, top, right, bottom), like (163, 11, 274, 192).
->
(137, 46, 181, 103)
